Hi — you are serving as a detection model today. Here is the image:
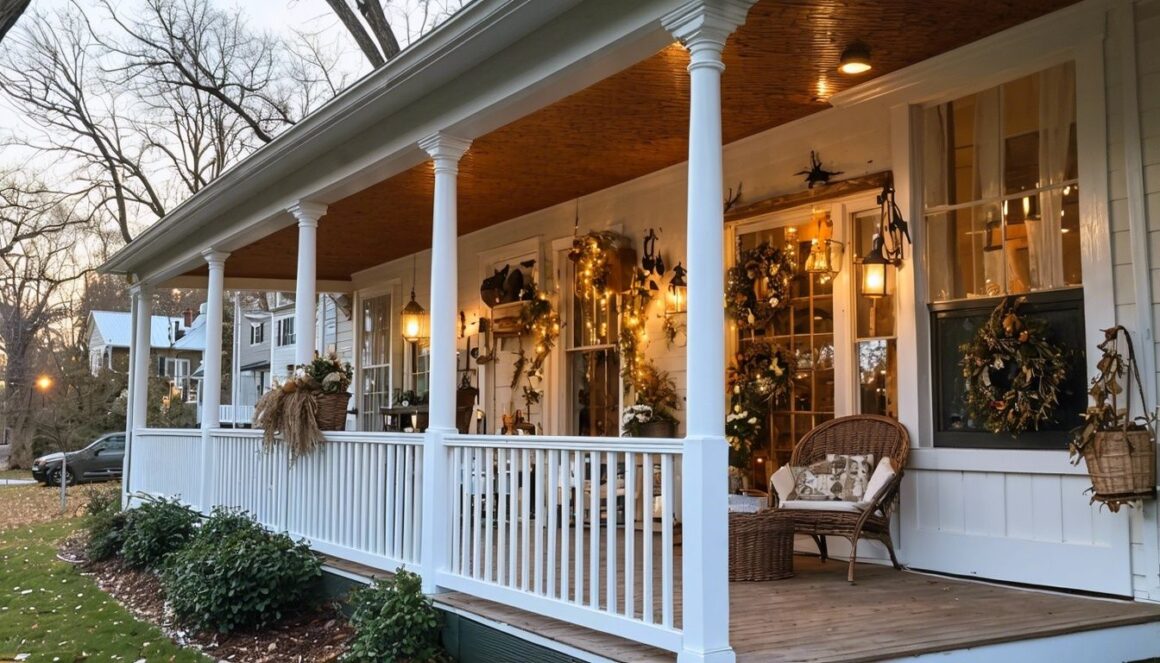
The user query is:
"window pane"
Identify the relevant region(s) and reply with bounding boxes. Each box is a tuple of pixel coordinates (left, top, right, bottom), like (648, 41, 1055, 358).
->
(853, 209, 896, 337)
(359, 294, 392, 431)
(361, 366, 391, 432)
(857, 339, 896, 417)
(1002, 63, 1076, 195)
(925, 202, 1003, 300)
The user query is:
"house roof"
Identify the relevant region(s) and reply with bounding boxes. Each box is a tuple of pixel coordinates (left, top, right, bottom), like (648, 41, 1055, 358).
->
(172, 314, 207, 351)
(88, 311, 205, 351)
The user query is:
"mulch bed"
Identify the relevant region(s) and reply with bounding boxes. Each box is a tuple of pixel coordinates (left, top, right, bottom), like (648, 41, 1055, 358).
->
(61, 534, 354, 662)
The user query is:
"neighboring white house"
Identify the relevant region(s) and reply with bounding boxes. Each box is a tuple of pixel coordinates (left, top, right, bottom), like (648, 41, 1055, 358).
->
(87, 311, 203, 403)
(101, 1, 1160, 661)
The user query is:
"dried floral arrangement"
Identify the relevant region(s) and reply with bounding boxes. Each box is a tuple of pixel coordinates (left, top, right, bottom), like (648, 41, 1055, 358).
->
(253, 354, 352, 461)
(959, 297, 1069, 435)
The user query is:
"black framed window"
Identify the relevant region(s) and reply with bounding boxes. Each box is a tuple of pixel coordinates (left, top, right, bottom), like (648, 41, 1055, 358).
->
(930, 288, 1086, 449)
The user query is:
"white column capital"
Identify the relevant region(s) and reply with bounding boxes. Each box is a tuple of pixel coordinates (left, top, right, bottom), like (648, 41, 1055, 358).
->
(418, 132, 473, 173)
(128, 281, 153, 298)
(201, 249, 230, 269)
(288, 201, 328, 227)
(662, 0, 755, 62)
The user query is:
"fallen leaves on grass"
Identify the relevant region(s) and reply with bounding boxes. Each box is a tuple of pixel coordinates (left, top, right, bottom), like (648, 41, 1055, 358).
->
(0, 484, 95, 531)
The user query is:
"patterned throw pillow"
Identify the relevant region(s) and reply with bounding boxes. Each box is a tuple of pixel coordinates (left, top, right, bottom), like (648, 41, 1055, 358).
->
(788, 458, 844, 501)
(826, 453, 875, 501)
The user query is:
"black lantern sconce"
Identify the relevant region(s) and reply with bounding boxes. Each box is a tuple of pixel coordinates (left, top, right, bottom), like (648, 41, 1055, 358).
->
(859, 176, 912, 298)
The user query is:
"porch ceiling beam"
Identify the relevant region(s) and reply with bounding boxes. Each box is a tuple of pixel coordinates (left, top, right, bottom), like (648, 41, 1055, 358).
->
(160, 275, 355, 294)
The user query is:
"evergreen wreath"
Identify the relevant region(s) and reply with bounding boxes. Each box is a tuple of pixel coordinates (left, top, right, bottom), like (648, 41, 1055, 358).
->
(726, 242, 794, 331)
(959, 296, 1070, 436)
(728, 341, 793, 405)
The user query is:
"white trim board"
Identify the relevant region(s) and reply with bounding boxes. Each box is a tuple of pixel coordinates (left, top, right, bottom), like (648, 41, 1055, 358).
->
(890, 621, 1160, 662)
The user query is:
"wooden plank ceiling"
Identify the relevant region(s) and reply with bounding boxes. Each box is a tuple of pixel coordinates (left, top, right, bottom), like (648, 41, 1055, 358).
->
(206, 0, 1078, 281)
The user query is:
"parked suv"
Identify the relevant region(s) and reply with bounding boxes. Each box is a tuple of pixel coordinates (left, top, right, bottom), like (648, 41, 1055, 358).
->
(31, 433, 125, 486)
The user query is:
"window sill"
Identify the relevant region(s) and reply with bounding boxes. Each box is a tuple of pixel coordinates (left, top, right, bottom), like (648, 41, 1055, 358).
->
(908, 447, 1086, 476)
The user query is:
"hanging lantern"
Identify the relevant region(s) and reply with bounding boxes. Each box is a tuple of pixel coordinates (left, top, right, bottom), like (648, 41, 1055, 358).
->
(859, 234, 891, 298)
(667, 262, 687, 314)
(803, 211, 843, 283)
(401, 288, 428, 344)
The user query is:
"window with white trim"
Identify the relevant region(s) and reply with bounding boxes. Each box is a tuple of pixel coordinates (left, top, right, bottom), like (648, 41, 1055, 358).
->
(359, 293, 392, 431)
(275, 316, 295, 347)
(249, 322, 266, 345)
(922, 62, 1087, 448)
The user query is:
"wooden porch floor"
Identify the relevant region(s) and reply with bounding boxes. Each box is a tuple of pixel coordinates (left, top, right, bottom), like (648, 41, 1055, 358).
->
(432, 549, 1160, 663)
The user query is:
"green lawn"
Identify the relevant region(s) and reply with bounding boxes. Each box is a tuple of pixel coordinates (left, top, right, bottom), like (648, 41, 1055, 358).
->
(0, 518, 208, 662)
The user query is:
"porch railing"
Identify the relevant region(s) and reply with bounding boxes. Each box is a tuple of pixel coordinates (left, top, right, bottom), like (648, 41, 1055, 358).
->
(129, 429, 203, 504)
(128, 428, 688, 654)
(218, 404, 255, 425)
(436, 434, 684, 652)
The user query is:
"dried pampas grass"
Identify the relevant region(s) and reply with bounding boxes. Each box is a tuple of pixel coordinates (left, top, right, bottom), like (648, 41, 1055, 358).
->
(253, 382, 327, 461)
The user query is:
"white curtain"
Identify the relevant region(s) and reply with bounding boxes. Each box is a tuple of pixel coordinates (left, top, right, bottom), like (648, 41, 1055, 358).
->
(923, 105, 954, 300)
(1030, 62, 1075, 290)
(973, 88, 1005, 295)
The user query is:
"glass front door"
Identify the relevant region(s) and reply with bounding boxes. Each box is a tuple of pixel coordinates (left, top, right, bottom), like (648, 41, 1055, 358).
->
(735, 217, 837, 471)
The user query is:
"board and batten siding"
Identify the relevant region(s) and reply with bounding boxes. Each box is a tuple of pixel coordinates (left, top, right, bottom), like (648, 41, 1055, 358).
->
(1106, 0, 1160, 601)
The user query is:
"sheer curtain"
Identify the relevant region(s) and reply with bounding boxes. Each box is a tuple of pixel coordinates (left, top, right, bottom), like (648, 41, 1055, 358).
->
(923, 105, 954, 300)
(973, 88, 1006, 295)
(1030, 62, 1075, 290)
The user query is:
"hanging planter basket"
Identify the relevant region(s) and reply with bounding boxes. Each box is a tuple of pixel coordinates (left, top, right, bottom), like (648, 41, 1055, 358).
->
(1071, 326, 1157, 512)
(317, 392, 351, 431)
(1080, 429, 1155, 508)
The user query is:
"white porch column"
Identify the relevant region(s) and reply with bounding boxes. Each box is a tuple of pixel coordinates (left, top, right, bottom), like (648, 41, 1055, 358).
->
(419, 132, 472, 432)
(417, 131, 472, 594)
(289, 201, 328, 366)
(663, 2, 753, 662)
(199, 249, 229, 512)
(130, 284, 153, 432)
(125, 282, 152, 505)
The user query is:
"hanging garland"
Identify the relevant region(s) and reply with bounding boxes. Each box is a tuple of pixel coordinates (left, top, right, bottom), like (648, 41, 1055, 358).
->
(619, 267, 654, 392)
(959, 297, 1070, 436)
(510, 284, 561, 412)
(568, 230, 619, 302)
(726, 242, 794, 331)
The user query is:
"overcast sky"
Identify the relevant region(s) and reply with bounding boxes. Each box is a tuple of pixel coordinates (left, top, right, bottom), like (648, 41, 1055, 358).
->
(0, 0, 454, 167)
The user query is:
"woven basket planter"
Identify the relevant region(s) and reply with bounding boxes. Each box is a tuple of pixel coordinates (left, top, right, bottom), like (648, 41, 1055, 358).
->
(1081, 429, 1156, 511)
(728, 510, 794, 581)
(316, 393, 350, 431)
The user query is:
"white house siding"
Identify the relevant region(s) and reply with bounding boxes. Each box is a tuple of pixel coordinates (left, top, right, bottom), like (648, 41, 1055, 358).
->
(349, 99, 891, 439)
(1107, 0, 1160, 601)
(339, 1, 1160, 599)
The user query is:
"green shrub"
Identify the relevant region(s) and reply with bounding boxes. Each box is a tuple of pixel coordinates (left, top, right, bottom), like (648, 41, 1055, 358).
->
(196, 506, 265, 542)
(162, 511, 322, 634)
(120, 495, 199, 569)
(343, 569, 444, 663)
(83, 486, 129, 562)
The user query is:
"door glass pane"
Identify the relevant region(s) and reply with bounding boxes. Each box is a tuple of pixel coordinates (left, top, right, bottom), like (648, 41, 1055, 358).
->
(570, 349, 619, 437)
(360, 294, 392, 431)
(857, 339, 896, 417)
(736, 219, 836, 469)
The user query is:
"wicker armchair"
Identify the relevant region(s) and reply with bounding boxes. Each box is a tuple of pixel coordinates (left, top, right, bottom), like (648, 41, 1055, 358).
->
(781, 414, 910, 583)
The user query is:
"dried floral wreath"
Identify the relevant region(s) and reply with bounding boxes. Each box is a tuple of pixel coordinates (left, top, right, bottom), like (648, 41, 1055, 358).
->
(726, 242, 794, 331)
(959, 297, 1070, 436)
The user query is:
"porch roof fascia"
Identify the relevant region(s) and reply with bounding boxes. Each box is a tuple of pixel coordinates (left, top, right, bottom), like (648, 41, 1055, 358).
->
(100, 0, 684, 285)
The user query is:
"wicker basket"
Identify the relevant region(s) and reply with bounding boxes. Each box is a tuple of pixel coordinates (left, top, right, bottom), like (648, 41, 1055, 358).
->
(316, 392, 350, 431)
(1082, 429, 1156, 510)
(728, 510, 794, 581)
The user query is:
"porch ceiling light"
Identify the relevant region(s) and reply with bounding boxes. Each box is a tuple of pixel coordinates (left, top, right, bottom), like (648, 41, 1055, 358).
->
(401, 255, 427, 344)
(401, 289, 427, 344)
(838, 42, 872, 75)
